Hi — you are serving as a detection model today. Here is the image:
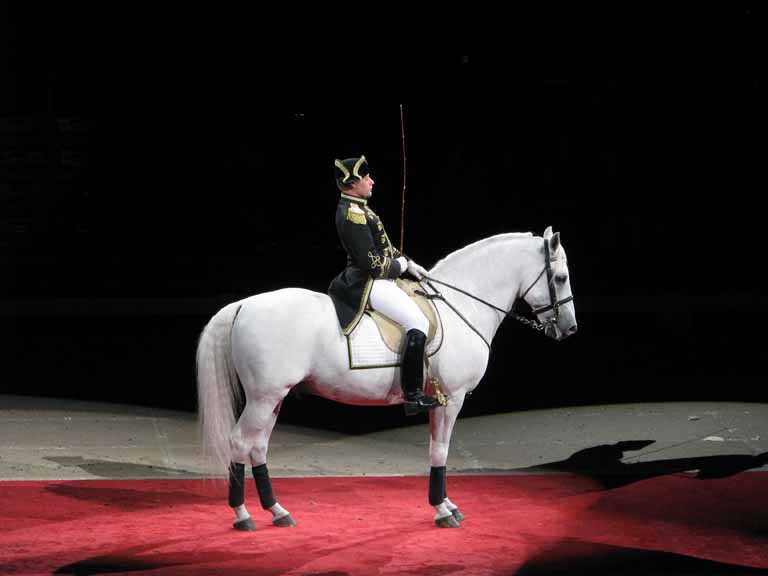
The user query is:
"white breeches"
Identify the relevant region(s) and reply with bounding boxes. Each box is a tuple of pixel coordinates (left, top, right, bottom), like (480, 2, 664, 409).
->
(369, 279, 429, 334)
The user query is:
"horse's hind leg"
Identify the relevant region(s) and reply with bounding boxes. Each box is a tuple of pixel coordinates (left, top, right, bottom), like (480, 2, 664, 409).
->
(231, 395, 296, 528)
(229, 462, 256, 531)
(249, 401, 296, 527)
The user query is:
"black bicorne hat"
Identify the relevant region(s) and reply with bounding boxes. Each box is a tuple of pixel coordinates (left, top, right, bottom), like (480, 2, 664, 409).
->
(334, 156, 369, 187)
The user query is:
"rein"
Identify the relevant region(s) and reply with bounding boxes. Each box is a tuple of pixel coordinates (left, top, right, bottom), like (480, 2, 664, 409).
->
(416, 239, 574, 347)
(419, 278, 495, 350)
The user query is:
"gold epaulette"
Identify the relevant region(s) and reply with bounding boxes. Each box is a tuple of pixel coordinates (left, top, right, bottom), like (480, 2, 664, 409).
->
(346, 204, 367, 225)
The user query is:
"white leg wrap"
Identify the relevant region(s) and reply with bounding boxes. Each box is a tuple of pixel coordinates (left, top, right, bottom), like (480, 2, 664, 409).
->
(269, 502, 289, 519)
(443, 497, 457, 511)
(234, 504, 251, 521)
(433, 501, 453, 520)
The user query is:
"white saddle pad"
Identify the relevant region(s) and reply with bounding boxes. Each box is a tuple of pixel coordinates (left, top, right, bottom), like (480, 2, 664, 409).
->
(346, 311, 443, 369)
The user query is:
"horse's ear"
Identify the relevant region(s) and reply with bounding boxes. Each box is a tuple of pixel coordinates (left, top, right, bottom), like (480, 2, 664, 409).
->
(549, 231, 561, 254)
(543, 226, 553, 239)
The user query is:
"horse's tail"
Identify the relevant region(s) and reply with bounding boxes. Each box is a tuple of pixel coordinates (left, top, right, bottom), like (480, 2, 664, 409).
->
(196, 300, 243, 475)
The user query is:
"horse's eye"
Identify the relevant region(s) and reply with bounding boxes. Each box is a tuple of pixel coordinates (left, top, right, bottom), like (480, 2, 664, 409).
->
(555, 274, 568, 284)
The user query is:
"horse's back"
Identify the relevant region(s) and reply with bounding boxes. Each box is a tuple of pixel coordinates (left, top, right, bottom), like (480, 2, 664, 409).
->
(230, 288, 342, 383)
(234, 287, 336, 335)
(237, 287, 330, 311)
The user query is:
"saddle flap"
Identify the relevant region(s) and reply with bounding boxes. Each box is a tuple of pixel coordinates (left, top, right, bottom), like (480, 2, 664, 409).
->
(366, 279, 438, 354)
(367, 310, 404, 353)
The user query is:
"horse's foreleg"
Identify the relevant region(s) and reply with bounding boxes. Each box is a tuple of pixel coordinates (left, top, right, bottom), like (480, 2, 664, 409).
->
(428, 394, 465, 528)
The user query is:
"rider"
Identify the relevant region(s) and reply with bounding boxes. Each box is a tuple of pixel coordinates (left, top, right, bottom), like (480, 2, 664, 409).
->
(328, 155, 440, 414)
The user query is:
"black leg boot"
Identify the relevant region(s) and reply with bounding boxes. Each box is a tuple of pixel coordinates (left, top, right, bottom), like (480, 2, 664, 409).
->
(401, 328, 440, 415)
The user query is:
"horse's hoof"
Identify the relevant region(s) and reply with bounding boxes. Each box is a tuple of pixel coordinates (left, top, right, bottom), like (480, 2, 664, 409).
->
(451, 508, 465, 522)
(435, 515, 460, 528)
(273, 513, 296, 527)
(233, 517, 256, 531)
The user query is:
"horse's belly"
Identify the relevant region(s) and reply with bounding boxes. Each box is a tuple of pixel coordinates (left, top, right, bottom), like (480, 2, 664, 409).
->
(301, 369, 402, 407)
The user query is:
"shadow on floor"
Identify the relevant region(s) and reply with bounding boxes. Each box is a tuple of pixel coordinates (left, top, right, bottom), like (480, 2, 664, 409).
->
(517, 538, 768, 575)
(523, 440, 768, 489)
(44, 456, 204, 479)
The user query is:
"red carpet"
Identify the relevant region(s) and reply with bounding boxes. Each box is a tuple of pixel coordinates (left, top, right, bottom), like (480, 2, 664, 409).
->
(0, 473, 766, 575)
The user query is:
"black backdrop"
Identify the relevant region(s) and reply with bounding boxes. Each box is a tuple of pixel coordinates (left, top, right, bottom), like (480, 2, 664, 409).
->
(2, 6, 764, 430)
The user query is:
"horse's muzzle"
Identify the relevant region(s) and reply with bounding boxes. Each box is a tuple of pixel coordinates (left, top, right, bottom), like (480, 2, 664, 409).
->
(545, 322, 577, 340)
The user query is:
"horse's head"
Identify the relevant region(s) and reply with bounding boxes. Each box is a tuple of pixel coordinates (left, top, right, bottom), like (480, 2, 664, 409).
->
(519, 226, 577, 341)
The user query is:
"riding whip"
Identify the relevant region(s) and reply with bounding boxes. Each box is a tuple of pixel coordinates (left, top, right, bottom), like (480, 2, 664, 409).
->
(399, 104, 407, 253)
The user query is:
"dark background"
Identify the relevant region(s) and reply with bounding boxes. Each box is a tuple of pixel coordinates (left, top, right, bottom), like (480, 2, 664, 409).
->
(1, 6, 764, 430)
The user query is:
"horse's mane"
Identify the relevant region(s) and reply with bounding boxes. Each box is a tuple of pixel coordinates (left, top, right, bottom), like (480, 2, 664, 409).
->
(430, 232, 536, 272)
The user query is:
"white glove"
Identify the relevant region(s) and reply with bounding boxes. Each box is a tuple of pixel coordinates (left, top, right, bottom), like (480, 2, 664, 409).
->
(396, 257, 409, 275)
(407, 260, 429, 280)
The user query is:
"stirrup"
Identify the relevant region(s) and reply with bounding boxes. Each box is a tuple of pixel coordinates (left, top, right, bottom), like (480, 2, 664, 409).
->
(403, 393, 440, 415)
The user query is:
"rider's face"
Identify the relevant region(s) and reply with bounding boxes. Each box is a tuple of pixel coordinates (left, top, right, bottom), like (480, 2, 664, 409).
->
(348, 174, 374, 199)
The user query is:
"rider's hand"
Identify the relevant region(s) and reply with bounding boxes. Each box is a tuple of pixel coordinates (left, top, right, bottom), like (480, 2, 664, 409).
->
(407, 260, 429, 280)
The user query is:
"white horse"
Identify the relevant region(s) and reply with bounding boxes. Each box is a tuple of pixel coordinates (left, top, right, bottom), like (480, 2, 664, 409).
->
(196, 227, 577, 529)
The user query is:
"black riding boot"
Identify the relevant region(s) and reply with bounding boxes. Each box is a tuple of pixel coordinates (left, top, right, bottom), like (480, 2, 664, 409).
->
(401, 328, 440, 415)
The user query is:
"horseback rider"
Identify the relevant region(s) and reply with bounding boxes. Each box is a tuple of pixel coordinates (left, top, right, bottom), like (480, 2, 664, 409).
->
(328, 155, 440, 414)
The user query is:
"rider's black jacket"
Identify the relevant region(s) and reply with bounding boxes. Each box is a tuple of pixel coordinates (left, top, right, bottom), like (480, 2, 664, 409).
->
(328, 193, 406, 334)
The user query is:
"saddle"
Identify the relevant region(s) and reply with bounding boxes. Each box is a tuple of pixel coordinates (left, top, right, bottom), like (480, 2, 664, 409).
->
(367, 279, 438, 353)
(346, 278, 443, 369)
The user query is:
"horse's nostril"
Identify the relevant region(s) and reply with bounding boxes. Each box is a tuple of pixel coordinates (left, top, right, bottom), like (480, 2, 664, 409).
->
(569, 325, 578, 334)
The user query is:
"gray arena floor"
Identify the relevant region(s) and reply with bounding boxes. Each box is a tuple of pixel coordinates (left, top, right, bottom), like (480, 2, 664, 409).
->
(1, 395, 766, 481)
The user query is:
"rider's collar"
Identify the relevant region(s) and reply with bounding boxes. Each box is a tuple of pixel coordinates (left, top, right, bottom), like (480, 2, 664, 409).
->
(340, 193, 367, 206)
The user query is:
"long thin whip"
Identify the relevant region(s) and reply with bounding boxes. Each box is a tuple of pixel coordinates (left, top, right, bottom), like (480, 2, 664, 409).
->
(399, 104, 406, 253)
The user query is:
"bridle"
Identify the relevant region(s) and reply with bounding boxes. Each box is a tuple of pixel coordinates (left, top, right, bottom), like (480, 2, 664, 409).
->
(418, 238, 574, 348)
(518, 238, 574, 324)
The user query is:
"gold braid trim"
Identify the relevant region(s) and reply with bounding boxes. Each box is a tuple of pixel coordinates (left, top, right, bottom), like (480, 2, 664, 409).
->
(368, 252, 393, 278)
(334, 159, 351, 182)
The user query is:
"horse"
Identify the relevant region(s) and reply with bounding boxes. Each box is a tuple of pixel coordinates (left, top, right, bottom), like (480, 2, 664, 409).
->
(196, 226, 577, 529)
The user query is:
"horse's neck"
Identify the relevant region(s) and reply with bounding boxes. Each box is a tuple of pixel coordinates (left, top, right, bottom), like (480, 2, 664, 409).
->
(430, 235, 540, 343)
